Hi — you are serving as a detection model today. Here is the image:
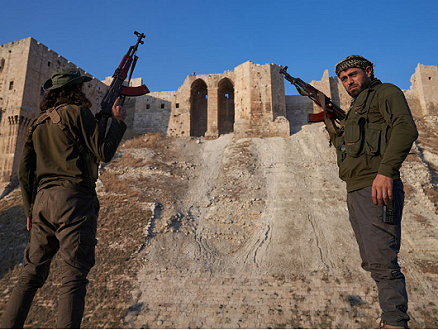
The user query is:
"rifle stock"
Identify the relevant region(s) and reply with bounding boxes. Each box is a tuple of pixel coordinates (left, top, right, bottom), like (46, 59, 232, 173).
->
(279, 66, 346, 124)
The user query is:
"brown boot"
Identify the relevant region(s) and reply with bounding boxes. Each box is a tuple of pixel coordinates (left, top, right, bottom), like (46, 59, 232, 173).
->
(379, 320, 408, 329)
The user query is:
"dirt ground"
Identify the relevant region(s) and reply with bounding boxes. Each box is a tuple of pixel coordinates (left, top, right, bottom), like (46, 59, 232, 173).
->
(0, 116, 437, 328)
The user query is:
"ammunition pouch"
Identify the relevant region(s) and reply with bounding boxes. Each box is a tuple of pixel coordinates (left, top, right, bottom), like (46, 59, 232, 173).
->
(336, 119, 390, 164)
(365, 122, 390, 156)
(336, 82, 391, 164)
(344, 116, 366, 157)
(334, 134, 346, 166)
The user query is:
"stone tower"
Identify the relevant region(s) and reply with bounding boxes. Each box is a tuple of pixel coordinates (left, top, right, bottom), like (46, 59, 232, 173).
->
(0, 37, 106, 194)
(404, 63, 438, 117)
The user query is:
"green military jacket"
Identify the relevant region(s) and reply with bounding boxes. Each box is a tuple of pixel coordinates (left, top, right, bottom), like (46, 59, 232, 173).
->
(19, 98, 127, 217)
(330, 79, 418, 192)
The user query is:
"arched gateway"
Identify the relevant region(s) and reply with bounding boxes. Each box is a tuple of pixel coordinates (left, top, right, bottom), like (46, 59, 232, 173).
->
(218, 78, 235, 134)
(190, 79, 208, 137)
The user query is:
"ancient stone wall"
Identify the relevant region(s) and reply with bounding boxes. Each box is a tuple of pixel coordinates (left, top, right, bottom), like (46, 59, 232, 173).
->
(134, 61, 290, 139)
(404, 63, 438, 117)
(233, 61, 289, 139)
(0, 37, 107, 190)
(285, 95, 313, 130)
(2, 36, 438, 190)
(132, 61, 438, 140)
(133, 91, 174, 135)
(0, 38, 31, 186)
(165, 68, 238, 138)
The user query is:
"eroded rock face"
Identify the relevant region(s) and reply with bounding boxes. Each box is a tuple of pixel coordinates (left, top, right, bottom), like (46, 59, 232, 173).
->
(1, 116, 437, 328)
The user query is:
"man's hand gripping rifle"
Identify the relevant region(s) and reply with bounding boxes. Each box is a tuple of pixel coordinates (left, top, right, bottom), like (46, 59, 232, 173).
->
(96, 31, 150, 137)
(280, 66, 345, 135)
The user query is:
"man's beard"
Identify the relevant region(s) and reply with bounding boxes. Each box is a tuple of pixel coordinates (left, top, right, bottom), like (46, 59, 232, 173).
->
(348, 80, 370, 98)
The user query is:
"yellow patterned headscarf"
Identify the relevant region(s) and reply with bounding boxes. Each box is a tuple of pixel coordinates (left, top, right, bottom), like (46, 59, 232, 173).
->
(335, 55, 374, 77)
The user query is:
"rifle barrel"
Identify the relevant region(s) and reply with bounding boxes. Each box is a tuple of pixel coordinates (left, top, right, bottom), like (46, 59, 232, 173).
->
(280, 65, 346, 122)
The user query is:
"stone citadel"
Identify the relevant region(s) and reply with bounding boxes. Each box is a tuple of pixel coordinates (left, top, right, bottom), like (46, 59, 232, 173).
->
(1, 37, 437, 194)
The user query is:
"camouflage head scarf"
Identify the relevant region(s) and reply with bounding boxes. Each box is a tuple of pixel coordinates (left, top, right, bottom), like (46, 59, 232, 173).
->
(335, 55, 374, 77)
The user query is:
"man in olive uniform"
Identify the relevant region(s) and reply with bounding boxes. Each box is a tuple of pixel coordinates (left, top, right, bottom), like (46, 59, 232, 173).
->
(325, 56, 418, 329)
(2, 68, 127, 328)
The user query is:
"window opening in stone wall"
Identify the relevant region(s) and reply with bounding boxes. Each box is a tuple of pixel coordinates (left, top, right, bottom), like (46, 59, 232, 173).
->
(161, 104, 165, 109)
(218, 78, 235, 135)
(146, 104, 150, 109)
(190, 79, 208, 137)
(48, 61, 51, 67)
(9, 81, 14, 90)
(176, 103, 179, 108)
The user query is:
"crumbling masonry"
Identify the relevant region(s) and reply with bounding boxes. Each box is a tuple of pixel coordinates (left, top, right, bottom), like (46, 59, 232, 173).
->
(1, 37, 437, 193)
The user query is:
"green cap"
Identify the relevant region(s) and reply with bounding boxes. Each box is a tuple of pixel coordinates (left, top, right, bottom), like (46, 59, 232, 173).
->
(43, 68, 92, 91)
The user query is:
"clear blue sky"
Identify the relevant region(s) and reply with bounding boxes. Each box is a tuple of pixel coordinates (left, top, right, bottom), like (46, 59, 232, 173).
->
(1, 0, 437, 95)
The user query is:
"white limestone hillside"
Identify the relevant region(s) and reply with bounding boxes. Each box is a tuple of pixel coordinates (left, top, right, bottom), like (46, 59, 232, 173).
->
(2, 118, 436, 328)
(103, 119, 438, 328)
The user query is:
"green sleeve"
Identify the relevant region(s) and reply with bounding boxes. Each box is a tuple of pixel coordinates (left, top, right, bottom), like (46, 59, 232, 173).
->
(77, 107, 127, 163)
(378, 85, 418, 178)
(18, 134, 37, 218)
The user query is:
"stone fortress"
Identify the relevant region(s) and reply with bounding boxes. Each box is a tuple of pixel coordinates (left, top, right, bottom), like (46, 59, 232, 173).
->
(1, 37, 437, 194)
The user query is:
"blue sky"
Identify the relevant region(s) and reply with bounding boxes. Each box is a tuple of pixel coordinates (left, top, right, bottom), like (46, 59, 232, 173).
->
(1, 0, 437, 95)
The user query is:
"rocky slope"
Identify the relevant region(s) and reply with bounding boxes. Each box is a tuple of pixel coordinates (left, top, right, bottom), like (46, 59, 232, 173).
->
(0, 117, 437, 328)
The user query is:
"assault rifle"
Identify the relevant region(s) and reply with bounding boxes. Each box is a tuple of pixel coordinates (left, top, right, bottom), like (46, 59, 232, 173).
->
(280, 66, 345, 125)
(96, 31, 150, 137)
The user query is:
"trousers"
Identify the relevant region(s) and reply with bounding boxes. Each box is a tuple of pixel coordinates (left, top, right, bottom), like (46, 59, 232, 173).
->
(347, 179, 409, 327)
(2, 186, 99, 329)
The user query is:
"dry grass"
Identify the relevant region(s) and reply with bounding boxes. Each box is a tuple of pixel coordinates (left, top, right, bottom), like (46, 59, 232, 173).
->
(0, 190, 27, 279)
(413, 213, 431, 228)
(107, 153, 146, 168)
(124, 133, 169, 150)
(423, 187, 438, 206)
(415, 259, 438, 274)
(403, 182, 415, 196)
(99, 171, 141, 199)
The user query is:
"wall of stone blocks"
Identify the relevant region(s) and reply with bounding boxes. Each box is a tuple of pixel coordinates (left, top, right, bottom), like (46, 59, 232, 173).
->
(404, 63, 438, 117)
(130, 61, 291, 139)
(129, 269, 381, 329)
(2, 36, 438, 189)
(167, 69, 238, 138)
(0, 37, 107, 187)
(133, 92, 174, 135)
(233, 61, 289, 139)
(285, 95, 313, 129)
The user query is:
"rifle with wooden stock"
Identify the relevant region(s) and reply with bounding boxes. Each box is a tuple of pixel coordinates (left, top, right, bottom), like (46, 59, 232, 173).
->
(279, 66, 346, 126)
(95, 31, 150, 137)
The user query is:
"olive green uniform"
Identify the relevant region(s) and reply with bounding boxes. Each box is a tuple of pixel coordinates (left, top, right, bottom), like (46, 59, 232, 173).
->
(2, 98, 126, 328)
(331, 80, 418, 192)
(330, 79, 418, 327)
(19, 97, 126, 217)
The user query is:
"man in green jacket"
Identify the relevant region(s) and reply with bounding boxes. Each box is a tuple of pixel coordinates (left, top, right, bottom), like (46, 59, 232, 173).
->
(326, 56, 418, 329)
(2, 68, 127, 328)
